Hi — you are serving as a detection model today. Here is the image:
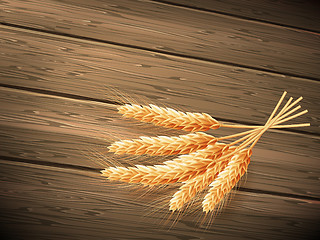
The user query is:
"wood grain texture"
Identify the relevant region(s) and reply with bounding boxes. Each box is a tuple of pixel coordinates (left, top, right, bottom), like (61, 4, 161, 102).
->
(1, 160, 319, 240)
(1, 87, 319, 198)
(1, 26, 319, 134)
(0, 1, 319, 238)
(161, 0, 320, 32)
(1, 0, 320, 79)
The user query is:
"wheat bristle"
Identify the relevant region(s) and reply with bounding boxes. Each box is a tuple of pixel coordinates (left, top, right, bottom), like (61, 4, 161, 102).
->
(118, 104, 220, 132)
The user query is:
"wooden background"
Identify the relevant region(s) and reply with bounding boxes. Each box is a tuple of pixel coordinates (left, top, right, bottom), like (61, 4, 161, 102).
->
(0, 0, 319, 239)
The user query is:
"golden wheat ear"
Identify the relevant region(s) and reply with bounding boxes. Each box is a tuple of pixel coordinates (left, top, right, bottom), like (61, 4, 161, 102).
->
(117, 104, 220, 132)
(108, 132, 216, 156)
(169, 146, 237, 211)
(101, 154, 214, 185)
(101, 144, 226, 185)
(169, 160, 229, 211)
(202, 149, 251, 213)
(101, 158, 212, 186)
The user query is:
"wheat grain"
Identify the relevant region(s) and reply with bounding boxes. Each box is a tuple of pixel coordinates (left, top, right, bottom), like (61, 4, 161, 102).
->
(118, 104, 220, 132)
(202, 149, 251, 213)
(108, 132, 216, 155)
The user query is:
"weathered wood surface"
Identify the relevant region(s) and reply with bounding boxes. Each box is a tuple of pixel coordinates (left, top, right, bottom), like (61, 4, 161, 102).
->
(1, 26, 319, 134)
(162, 0, 320, 32)
(1, 87, 319, 198)
(0, 0, 319, 239)
(1, 160, 319, 240)
(1, 0, 320, 80)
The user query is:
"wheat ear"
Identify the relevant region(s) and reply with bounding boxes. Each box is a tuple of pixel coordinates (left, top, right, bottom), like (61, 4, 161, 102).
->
(202, 149, 251, 213)
(101, 157, 215, 185)
(169, 146, 237, 211)
(108, 132, 216, 155)
(118, 104, 220, 132)
(102, 144, 227, 185)
(169, 161, 229, 211)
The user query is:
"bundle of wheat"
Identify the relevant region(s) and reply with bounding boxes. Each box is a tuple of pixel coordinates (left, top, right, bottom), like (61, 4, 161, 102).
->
(102, 91, 309, 213)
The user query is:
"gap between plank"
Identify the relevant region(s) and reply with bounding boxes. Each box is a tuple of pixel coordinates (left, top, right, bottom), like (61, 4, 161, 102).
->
(1, 155, 319, 202)
(1, 22, 319, 82)
(0, 83, 121, 106)
(1, 83, 318, 138)
(151, 0, 320, 34)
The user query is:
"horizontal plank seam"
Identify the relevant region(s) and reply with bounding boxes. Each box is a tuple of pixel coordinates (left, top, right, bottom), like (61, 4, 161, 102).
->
(1, 22, 320, 82)
(238, 187, 320, 202)
(151, 0, 320, 34)
(1, 156, 100, 172)
(1, 155, 319, 202)
(1, 83, 318, 137)
(0, 83, 121, 106)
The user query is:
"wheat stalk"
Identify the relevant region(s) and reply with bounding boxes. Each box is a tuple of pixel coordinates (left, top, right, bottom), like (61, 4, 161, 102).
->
(103, 91, 310, 214)
(118, 104, 220, 132)
(108, 132, 216, 155)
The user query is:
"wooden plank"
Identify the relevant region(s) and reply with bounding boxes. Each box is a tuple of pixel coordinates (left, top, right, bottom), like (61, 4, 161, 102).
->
(161, 0, 320, 32)
(1, 87, 319, 198)
(1, 160, 319, 240)
(1, 26, 319, 134)
(1, 0, 320, 79)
